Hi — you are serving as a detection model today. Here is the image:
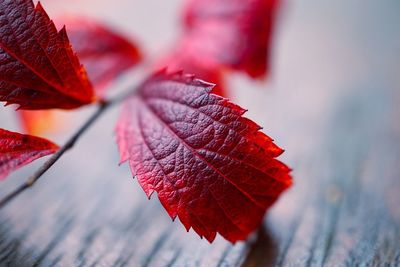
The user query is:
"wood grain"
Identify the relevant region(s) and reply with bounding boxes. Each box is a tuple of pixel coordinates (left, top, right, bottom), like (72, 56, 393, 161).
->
(0, 79, 398, 267)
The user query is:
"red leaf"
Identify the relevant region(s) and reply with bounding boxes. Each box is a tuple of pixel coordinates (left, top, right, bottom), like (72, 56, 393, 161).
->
(156, 50, 226, 96)
(60, 17, 142, 95)
(181, 0, 280, 78)
(116, 71, 292, 243)
(156, 0, 279, 98)
(0, 128, 58, 180)
(0, 0, 94, 110)
(14, 17, 142, 135)
(18, 110, 58, 135)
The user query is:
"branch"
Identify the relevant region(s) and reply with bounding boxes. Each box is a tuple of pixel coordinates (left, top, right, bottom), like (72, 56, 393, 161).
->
(0, 97, 121, 209)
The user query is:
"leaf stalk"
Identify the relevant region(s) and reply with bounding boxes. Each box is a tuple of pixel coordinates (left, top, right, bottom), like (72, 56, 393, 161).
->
(0, 91, 131, 209)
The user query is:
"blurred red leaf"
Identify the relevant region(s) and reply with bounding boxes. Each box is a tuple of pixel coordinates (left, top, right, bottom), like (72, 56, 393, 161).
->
(182, 0, 280, 78)
(157, 0, 279, 98)
(156, 51, 225, 96)
(0, 128, 58, 180)
(18, 110, 58, 135)
(116, 71, 292, 243)
(61, 17, 142, 96)
(0, 0, 94, 110)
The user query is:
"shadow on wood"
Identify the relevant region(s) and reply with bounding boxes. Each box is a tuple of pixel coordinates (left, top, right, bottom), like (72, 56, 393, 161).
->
(242, 225, 278, 267)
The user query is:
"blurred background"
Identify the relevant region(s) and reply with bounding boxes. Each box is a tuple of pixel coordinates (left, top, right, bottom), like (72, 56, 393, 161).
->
(0, 0, 399, 266)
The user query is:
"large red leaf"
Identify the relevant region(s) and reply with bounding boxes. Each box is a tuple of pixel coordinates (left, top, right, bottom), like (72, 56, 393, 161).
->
(181, 0, 280, 78)
(16, 17, 142, 135)
(61, 17, 142, 96)
(0, 128, 58, 180)
(0, 0, 94, 110)
(116, 71, 292, 243)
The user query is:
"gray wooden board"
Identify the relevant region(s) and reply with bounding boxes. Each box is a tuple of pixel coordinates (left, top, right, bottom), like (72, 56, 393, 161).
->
(0, 0, 399, 266)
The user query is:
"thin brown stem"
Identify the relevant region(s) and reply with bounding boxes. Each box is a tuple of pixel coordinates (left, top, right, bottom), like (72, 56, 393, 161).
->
(0, 95, 124, 209)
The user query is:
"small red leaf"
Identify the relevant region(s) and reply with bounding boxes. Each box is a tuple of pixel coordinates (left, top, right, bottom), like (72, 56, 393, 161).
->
(0, 128, 58, 180)
(18, 110, 58, 135)
(116, 71, 292, 243)
(181, 0, 280, 78)
(0, 0, 94, 110)
(60, 17, 142, 95)
(156, 51, 225, 96)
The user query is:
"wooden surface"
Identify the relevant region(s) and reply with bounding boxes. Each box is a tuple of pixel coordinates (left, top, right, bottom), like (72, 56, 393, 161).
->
(0, 0, 399, 266)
